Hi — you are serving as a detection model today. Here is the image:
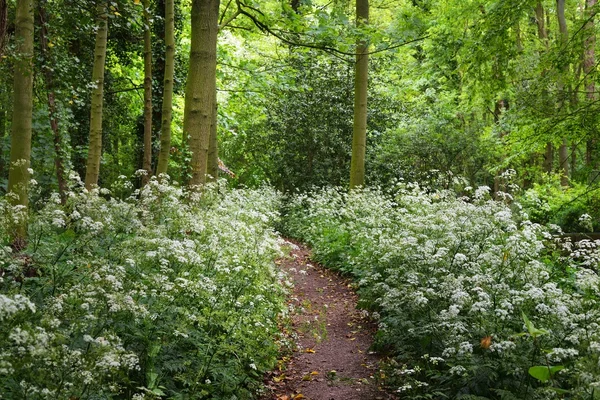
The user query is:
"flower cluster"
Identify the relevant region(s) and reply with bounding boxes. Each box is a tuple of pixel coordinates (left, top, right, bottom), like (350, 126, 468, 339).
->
(284, 184, 600, 399)
(0, 176, 286, 399)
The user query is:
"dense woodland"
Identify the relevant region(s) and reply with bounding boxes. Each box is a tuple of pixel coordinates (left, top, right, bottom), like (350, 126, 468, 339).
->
(1, 0, 600, 399)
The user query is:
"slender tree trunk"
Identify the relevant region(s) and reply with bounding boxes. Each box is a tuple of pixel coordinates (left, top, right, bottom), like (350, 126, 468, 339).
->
(557, 0, 570, 186)
(183, 0, 219, 186)
(0, 0, 7, 58)
(535, 2, 548, 49)
(536, 2, 554, 175)
(156, 0, 174, 176)
(39, 0, 67, 204)
(585, 0, 597, 168)
(0, 107, 5, 178)
(142, 0, 153, 185)
(544, 143, 554, 173)
(207, 98, 218, 181)
(84, 1, 108, 189)
(349, 0, 369, 189)
(515, 20, 522, 53)
(7, 0, 34, 245)
(559, 138, 570, 185)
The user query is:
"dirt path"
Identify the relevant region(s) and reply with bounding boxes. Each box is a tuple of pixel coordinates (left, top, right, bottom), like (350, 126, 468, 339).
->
(263, 240, 394, 400)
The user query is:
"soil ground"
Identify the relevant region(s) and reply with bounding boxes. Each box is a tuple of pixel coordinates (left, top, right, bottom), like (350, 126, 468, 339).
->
(262, 240, 395, 400)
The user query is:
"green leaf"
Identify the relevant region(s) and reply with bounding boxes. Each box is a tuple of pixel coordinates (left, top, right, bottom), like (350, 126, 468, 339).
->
(528, 366, 551, 382)
(522, 312, 548, 338)
(528, 365, 564, 382)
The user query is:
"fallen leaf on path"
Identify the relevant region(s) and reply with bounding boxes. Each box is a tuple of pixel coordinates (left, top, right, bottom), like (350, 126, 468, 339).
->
(305, 348, 316, 353)
(273, 374, 286, 382)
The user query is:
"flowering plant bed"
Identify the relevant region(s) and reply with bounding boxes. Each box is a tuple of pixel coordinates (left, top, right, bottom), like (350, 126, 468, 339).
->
(283, 185, 600, 399)
(0, 177, 286, 399)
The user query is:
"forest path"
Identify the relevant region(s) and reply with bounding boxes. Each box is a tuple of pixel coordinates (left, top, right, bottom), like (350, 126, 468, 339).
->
(262, 240, 394, 400)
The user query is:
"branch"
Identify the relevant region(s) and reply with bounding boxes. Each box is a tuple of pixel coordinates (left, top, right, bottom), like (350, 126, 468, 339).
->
(219, 8, 241, 32)
(236, 2, 428, 59)
(106, 85, 144, 95)
(219, 0, 234, 25)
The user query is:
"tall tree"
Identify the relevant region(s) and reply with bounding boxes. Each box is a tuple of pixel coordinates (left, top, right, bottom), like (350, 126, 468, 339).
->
(156, 0, 175, 176)
(183, 0, 219, 186)
(535, 1, 554, 174)
(39, 0, 67, 203)
(0, 0, 7, 58)
(556, 0, 570, 186)
(349, 0, 368, 189)
(142, 0, 153, 185)
(584, 0, 597, 169)
(7, 0, 34, 244)
(84, 1, 108, 189)
(207, 98, 218, 181)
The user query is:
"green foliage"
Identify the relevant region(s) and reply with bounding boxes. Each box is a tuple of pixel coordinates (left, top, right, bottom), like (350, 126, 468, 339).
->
(0, 176, 286, 399)
(520, 177, 600, 232)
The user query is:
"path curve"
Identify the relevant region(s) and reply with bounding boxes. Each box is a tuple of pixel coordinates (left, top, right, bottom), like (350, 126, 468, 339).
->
(263, 240, 394, 400)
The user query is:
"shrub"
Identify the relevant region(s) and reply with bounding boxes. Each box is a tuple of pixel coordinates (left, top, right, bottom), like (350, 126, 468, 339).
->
(0, 176, 286, 399)
(520, 178, 600, 233)
(284, 185, 600, 399)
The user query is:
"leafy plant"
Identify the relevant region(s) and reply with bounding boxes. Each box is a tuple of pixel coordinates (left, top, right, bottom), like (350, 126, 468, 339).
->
(284, 185, 600, 399)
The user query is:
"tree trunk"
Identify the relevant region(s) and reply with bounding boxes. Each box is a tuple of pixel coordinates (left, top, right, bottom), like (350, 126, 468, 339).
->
(84, 1, 108, 189)
(7, 0, 34, 245)
(557, 0, 570, 186)
(142, 0, 153, 185)
(183, 0, 219, 186)
(536, 1, 554, 175)
(559, 138, 570, 185)
(156, 0, 175, 176)
(0, 107, 5, 178)
(39, 0, 67, 204)
(543, 143, 553, 173)
(535, 2, 548, 49)
(207, 98, 218, 181)
(0, 0, 7, 58)
(349, 0, 369, 189)
(584, 0, 597, 168)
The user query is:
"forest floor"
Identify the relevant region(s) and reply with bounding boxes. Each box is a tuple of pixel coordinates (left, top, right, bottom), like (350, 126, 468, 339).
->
(262, 240, 395, 400)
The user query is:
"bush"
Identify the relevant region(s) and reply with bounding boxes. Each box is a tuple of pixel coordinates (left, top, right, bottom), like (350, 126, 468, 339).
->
(0, 176, 286, 399)
(519, 178, 600, 233)
(284, 185, 600, 399)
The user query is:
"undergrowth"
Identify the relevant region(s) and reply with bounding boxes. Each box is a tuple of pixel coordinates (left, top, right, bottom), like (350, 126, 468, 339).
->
(283, 184, 600, 399)
(0, 175, 287, 399)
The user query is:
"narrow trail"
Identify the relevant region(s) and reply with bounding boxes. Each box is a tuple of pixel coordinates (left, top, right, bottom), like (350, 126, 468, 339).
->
(263, 241, 394, 400)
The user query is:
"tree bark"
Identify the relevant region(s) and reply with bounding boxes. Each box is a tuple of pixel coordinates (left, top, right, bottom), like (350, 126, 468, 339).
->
(183, 0, 219, 187)
(349, 0, 369, 189)
(557, 0, 570, 186)
(0, 0, 7, 58)
(535, 2, 548, 49)
(584, 0, 597, 168)
(156, 0, 175, 176)
(0, 107, 5, 178)
(7, 0, 34, 244)
(536, 2, 554, 175)
(39, 0, 67, 204)
(142, 0, 153, 185)
(84, 1, 108, 189)
(544, 142, 554, 173)
(207, 98, 218, 181)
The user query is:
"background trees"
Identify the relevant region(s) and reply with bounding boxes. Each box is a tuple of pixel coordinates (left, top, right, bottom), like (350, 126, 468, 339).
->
(0, 0, 599, 226)
(7, 0, 33, 242)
